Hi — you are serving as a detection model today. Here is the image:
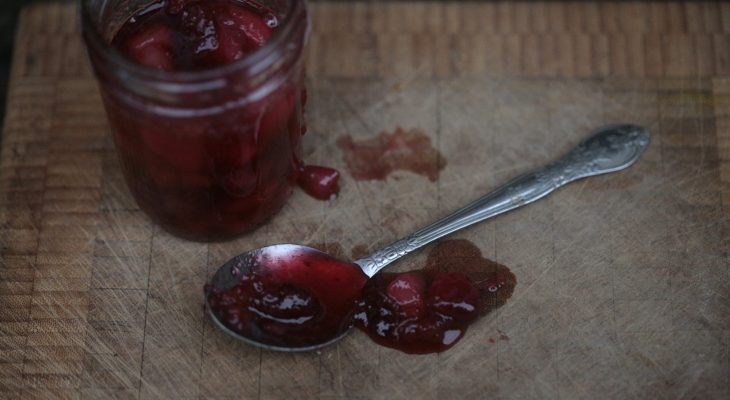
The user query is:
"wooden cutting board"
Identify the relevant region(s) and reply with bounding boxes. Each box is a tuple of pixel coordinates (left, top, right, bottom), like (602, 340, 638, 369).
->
(1, 2, 729, 399)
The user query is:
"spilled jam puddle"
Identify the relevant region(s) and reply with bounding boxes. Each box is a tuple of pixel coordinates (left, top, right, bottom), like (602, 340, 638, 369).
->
(354, 239, 516, 354)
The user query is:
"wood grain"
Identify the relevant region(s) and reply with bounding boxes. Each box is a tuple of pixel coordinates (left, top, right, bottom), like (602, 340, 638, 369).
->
(1, 2, 729, 399)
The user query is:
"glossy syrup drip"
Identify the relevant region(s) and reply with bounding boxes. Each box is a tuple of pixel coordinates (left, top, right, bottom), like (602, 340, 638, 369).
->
(297, 165, 341, 200)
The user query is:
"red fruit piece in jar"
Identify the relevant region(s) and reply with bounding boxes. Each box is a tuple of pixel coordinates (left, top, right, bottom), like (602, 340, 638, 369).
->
(427, 272, 480, 322)
(204, 126, 256, 167)
(260, 89, 296, 140)
(220, 166, 257, 196)
(124, 24, 175, 71)
(197, 3, 273, 65)
(385, 272, 426, 319)
(180, 4, 219, 57)
(203, 125, 261, 196)
(218, 4, 273, 49)
(139, 127, 208, 172)
(209, 27, 244, 65)
(298, 165, 340, 200)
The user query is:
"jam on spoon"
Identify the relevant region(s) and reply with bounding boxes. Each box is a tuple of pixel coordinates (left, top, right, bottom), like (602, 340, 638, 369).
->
(205, 245, 368, 349)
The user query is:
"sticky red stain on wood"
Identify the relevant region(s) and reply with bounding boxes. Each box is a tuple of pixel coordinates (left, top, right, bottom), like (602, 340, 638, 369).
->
(336, 127, 445, 181)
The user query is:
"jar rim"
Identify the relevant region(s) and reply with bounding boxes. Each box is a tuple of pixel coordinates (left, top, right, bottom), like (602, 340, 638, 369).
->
(80, 0, 307, 83)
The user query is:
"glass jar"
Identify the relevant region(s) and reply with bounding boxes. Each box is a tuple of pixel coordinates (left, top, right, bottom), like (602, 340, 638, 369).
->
(81, 0, 309, 241)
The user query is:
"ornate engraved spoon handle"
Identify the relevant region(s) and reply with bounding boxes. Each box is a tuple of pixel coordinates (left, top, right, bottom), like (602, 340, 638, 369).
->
(355, 124, 650, 277)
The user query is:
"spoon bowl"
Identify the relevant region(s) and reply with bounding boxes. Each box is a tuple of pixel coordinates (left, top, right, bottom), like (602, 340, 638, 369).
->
(206, 244, 367, 352)
(206, 124, 651, 351)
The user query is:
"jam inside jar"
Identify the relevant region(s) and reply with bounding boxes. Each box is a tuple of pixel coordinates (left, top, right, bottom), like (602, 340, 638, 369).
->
(81, 0, 310, 241)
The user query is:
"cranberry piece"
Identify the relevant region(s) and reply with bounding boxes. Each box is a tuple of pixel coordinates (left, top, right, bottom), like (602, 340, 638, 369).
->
(219, 167, 257, 196)
(260, 89, 297, 141)
(179, 4, 210, 36)
(124, 24, 175, 70)
(297, 165, 340, 200)
(427, 272, 480, 322)
(385, 272, 426, 319)
(209, 29, 244, 64)
(217, 4, 273, 50)
(203, 125, 261, 196)
(192, 3, 273, 66)
(180, 4, 219, 63)
(117, 0, 272, 71)
(355, 270, 483, 354)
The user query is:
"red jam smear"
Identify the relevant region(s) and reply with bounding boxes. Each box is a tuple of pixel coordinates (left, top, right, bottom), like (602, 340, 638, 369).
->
(206, 247, 368, 348)
(355, 240, 515, 354)
(354, 271, 481, 354)
(336, 127, 446, 182)
(108, 0, 339, 240)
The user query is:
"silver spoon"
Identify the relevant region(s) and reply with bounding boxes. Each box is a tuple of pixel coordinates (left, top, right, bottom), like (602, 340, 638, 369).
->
(206, 124, 650, 351)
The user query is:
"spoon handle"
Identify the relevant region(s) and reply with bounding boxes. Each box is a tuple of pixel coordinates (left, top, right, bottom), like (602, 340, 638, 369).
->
(354, 124, 650, 277)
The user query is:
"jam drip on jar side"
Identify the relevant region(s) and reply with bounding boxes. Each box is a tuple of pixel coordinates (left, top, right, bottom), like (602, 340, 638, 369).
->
(297, 165, 340, 200)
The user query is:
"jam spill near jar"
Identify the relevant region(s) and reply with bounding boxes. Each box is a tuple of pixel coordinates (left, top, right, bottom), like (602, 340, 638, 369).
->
(82, 0, 311, 241)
